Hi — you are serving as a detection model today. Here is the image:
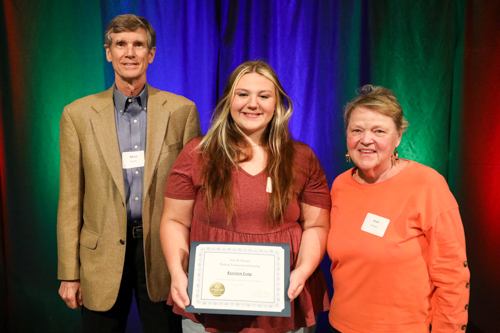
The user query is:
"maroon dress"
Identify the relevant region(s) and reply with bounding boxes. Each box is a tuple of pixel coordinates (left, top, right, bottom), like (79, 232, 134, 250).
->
(164, 137, 331, 333)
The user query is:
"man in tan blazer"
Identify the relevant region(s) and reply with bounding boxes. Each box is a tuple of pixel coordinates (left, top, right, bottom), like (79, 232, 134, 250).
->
(57, 14, 201, 332)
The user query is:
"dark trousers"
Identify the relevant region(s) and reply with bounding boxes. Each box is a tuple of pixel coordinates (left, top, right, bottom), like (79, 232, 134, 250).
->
(330, 326, 341, 333)
(82, 231, 181, 333)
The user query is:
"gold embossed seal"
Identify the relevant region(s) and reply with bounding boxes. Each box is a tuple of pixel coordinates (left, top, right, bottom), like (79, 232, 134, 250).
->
(209, 282, 225, 297)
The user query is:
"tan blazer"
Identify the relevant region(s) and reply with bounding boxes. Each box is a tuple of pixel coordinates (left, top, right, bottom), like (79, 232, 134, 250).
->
(57, 85, 201, 311)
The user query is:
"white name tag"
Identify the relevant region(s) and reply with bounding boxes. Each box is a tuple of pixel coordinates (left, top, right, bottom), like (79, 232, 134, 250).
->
(361, 213, 390, 237)
(122, 150, 145, 169)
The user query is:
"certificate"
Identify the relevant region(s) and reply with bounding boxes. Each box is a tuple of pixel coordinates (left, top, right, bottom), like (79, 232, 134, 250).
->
(185, 242, 291, 317)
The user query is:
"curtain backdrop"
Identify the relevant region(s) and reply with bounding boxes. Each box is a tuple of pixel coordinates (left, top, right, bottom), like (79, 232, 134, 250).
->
(0, 0, 498, 332)
(460, 1, 500, 332)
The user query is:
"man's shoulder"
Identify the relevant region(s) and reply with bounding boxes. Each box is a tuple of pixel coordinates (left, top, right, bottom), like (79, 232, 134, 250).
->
(64, 88, 113, 112)
(148, 86, 195, 107)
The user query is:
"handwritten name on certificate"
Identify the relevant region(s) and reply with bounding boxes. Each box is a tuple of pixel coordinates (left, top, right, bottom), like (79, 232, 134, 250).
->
(188, 243, 288, 315)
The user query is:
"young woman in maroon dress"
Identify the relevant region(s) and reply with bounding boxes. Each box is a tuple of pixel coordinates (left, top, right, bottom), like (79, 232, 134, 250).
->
(160, 61, 331, 333)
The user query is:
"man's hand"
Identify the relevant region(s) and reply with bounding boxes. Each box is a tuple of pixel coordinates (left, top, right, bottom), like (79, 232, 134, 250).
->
(59, 280, 83, 309)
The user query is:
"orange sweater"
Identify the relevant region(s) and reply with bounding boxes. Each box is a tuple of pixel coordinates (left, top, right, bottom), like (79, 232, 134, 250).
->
(327, 161, 470, 333)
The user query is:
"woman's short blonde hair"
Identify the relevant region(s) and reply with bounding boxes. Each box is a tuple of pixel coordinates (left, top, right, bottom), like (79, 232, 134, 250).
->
(344, 85, 409, 133)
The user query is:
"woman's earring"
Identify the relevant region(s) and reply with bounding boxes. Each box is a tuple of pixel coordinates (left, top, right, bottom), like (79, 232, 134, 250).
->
(391, 148, 399, 166)
(345, 153, 351, 163)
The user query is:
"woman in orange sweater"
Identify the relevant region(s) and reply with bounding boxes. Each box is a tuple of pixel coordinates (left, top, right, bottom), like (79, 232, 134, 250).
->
(328, 85, 470, 333)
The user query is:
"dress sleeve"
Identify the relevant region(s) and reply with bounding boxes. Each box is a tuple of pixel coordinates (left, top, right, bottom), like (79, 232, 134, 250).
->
(298, 147, 331, 210)
(164, 139, 200, 200)
(425, 207, 470, 332)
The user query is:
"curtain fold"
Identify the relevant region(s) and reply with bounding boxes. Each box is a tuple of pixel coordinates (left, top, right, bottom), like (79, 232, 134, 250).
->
(0, 4, 12, 332)
(460, 1, 500, 332)
(368, 1, 464, 177)
(218, 0, 363, 183)
(1, 0, 106, 331)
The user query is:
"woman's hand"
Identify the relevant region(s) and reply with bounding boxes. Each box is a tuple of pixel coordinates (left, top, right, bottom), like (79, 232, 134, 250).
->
(160, 197, 195, 309)
(289, 203, 330, 301)
(170, 271, 191, 310)
(288, 267, 308, 301)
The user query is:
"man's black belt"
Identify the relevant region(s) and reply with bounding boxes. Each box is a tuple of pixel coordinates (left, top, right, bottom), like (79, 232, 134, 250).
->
(131, 225, 143, 239)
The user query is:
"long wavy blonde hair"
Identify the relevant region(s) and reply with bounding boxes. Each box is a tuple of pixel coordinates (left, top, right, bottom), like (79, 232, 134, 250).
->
(198, 60, 295, 227)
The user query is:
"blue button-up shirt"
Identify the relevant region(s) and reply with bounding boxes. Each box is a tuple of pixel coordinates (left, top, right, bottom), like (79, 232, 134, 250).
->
(113, 85, 148, 226)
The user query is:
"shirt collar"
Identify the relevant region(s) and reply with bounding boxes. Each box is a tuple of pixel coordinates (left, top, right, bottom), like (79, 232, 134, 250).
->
(113, 84, 149, 113)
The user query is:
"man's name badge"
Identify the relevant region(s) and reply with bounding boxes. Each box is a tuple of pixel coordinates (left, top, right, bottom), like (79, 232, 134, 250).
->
(361, 213, 390, 237)
(122, 150, 145, 169)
